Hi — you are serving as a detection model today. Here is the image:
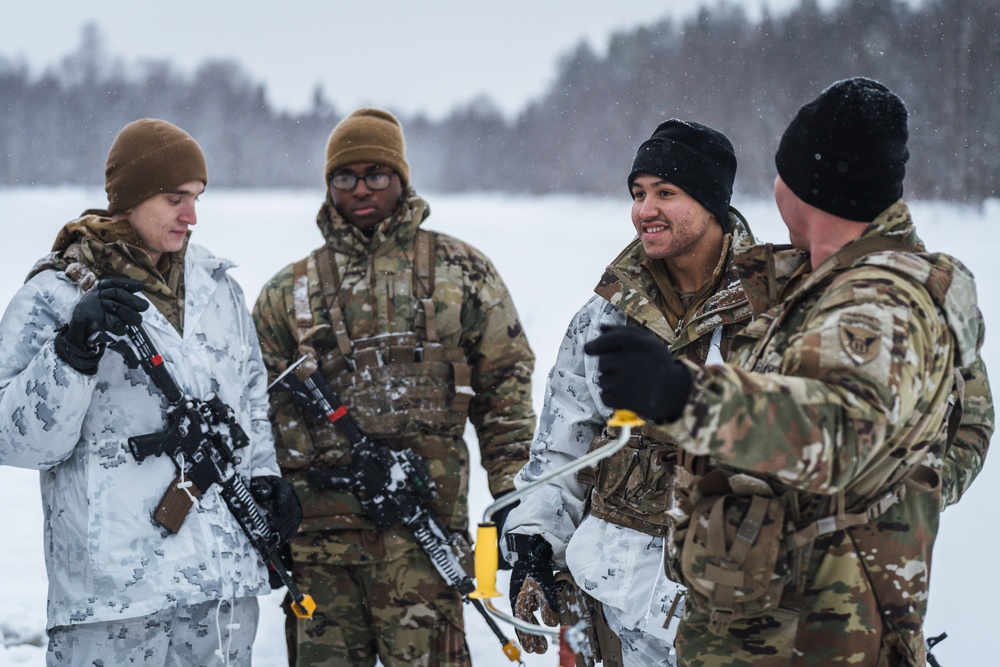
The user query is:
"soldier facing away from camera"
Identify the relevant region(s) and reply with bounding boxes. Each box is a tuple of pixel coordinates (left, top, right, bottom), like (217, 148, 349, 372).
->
(586, 77, 993, 666)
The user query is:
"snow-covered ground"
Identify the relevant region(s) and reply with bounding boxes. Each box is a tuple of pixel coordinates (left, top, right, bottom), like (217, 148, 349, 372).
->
(0, 187, 995, 666)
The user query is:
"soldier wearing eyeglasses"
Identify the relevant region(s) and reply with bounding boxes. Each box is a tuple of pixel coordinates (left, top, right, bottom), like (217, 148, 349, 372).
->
(252, 108, 536, 666)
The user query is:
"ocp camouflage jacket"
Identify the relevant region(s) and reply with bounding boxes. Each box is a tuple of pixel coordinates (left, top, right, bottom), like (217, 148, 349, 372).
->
(253, 189, 535, 560)
(668, 201, 988, 667)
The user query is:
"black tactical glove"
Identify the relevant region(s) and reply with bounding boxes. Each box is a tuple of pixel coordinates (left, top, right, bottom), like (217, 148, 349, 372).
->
(491, 492, 519, 571)
(251, 476, 303, 589)
(507, 534, 560, 654)
(54, 278, 148, 375)
(584, 325, 693, 424)
(250, 475, 303, 548)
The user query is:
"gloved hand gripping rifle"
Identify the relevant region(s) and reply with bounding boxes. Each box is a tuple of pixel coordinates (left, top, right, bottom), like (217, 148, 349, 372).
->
(109, 324, 315, 619)
(269, 356, 522, 663)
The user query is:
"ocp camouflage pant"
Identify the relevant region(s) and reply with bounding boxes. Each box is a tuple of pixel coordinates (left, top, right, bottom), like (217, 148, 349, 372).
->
(285, 534, 471, 667)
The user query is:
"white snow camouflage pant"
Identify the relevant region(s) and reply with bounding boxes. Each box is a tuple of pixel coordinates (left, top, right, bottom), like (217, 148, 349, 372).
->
(46, 596, 259, 667)
(565, 518, 683, 666)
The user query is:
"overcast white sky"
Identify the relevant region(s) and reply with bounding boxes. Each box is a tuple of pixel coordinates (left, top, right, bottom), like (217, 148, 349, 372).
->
(1, 0, 817, 119)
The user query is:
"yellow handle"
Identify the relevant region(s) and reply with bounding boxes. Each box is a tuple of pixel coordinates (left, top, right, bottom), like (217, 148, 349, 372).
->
(502, 640, 521, 662)
(607, 409, 644, 428)
(469, 523, 501, 599)
(290, 594, 317, 619)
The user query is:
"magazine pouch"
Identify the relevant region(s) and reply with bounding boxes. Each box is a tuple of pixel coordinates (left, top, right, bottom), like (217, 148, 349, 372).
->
(581, 423, 676, 537)
(679, 468, 791, 633)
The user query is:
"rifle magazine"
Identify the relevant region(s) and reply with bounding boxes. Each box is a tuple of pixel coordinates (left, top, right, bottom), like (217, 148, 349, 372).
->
(153, 475, 203, 533)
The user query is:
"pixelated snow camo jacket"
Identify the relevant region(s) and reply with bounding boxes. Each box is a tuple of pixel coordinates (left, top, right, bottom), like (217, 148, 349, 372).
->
(667, 201, 988, 666)
(503, 207, 756, 564)
(0, 217, 277, 630)
(501, 209, 756, 652)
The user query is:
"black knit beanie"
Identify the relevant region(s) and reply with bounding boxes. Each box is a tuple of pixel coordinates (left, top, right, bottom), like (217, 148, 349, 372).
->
(775, 77, 909, 222)
(628, 119, 737, 231)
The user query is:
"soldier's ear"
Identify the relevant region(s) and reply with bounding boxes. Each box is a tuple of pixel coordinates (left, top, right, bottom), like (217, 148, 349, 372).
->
(111, 207, 133, 222)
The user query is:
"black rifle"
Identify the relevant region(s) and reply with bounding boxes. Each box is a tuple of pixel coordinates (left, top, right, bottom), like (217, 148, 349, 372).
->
(269, 356, 521, 662)
(926, 632, 947, 667)
(110, 325, 315, 619)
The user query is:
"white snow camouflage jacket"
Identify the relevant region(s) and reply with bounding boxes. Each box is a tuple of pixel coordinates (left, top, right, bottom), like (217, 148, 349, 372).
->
(0, 243, 277, 629)
(502, 295, 694, 636)
(502, 293, 622, 566)
(502, 211, 756, 632)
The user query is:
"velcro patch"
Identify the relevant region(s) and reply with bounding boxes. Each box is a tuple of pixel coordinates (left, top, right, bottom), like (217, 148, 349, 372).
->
(838, 313, 882, 365)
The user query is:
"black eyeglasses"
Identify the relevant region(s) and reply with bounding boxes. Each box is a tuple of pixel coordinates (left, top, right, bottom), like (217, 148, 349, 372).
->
(330, 172, 394, 191)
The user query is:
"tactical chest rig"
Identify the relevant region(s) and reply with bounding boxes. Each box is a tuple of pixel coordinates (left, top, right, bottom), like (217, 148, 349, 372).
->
(579, 245, 752, 540)
(578, 325, 742, 538)
(577, 422, 677, 537)
(668, 236, 955, 634)
(290, 230, 473, 462)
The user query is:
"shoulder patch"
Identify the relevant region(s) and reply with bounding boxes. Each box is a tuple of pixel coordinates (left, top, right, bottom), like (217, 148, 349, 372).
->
(838, 312, 882, 365)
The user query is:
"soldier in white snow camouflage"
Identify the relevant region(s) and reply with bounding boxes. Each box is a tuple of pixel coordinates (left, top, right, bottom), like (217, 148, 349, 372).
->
(501, 120, 754, 667)
(0, 119, 297, 666)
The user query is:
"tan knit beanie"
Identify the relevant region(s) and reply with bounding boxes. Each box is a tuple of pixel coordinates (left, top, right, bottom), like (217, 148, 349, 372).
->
(105, 119, 208, 214)
(324, 108, 409, 187)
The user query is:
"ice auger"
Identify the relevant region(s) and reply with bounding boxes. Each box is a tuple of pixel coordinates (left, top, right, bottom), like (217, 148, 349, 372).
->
(471, 410, 645, 666)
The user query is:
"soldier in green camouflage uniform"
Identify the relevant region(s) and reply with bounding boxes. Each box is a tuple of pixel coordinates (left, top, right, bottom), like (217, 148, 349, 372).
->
(585, 78, 992, 666)
(252, 108, 536, 666)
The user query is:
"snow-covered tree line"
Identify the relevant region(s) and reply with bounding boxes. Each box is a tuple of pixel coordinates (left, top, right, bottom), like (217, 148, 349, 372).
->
(0, 0, 996, 202)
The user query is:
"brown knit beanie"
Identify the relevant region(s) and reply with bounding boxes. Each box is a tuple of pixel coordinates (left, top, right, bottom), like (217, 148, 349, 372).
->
(105, 119, 208, 215)
(324, 108, 409, 187)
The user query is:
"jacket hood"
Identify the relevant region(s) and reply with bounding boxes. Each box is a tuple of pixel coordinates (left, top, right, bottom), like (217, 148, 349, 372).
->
(316, 186, 430, 255)
(727, 206, 757, 251)
(29, 211, 192, 282)
(856, 202, 983, 367)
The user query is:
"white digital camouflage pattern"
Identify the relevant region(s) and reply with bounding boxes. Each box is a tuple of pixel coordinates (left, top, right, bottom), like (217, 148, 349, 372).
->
(0, 243, 278, 629)
(503, 295, 623, 566)
(503, 210, 756, 665)
(46, 597, 259, 665)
